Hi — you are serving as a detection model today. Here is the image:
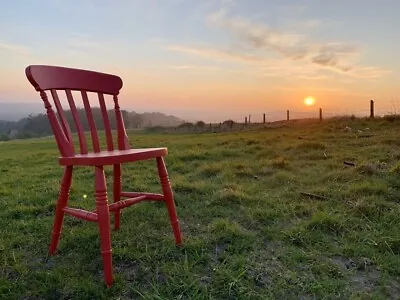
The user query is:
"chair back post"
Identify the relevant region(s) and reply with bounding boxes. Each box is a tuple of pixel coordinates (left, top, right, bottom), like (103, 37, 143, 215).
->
(39, 90, 74, 157)
(113, 95, 130, 150)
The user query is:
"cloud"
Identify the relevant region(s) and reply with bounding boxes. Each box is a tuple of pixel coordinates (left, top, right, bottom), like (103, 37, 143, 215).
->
(208, 10, 307, 58)
(170, 65, 222, 72)
(163, 7, 390, 81)
(207, 9, 360, 72)
(164, 42, 389, 80)
(344, 66, 392, 79)
(164, 44, 263, 64)
(297, 74, 329, 80)
(0, 41, 30, 56)
(164, 43, 338, 79)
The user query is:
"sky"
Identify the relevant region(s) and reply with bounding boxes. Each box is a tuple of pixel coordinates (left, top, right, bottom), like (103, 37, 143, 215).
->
(1, 0, 400, 122)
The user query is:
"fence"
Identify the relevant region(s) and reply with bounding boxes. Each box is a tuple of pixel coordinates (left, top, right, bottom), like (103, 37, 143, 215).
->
(162, 100, 400, 133)
(242, 100, 379, 124)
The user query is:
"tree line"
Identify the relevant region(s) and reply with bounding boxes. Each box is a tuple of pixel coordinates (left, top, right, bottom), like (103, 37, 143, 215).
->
(0, 108, 152, 141)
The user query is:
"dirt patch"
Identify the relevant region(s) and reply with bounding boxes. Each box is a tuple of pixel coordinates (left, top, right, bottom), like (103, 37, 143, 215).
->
(114, 260, 140, 281)
(331, 256, 378, 287)
(330, 256, 374, 272)
(245, 241, 286, 287)
(329, 255, 400, 298)
(3, 266, 19, 281)
(356, 162, 387, 175)
(384, 278, 400, 300)
(351, 269, 381, 292)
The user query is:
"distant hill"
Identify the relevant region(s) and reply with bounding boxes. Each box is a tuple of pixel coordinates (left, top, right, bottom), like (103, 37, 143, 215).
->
(0, 102, 43, 121)
(0, 102, 185, 124)
(0, 103, 186, 141)
(136, 111, 185, 127)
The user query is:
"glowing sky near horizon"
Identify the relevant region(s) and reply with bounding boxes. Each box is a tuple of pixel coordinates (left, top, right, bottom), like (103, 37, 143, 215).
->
(0, 0, 399, 122)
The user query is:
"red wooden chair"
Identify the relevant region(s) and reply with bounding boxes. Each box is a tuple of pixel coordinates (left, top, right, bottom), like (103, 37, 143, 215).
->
(25, 65, 182, 287)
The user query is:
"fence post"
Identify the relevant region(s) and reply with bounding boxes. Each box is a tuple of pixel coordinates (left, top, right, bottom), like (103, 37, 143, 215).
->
(287, 110, 290, 121)
(248, 114, 251, 124)
(319, 108, 323, 121)
(370, 100, 374, 118)
(263, 113, 266, 124)
(245, 116, 247, 125)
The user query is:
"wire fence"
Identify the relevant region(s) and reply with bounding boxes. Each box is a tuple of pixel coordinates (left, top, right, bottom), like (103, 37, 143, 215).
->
(161, 100, 400, 134)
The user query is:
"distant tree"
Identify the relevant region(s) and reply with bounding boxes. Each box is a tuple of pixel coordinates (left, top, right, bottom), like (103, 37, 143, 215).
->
(195, 121, 206, 127)
(177, 122, 194, 132)
(178, 122, 193, 128)
(0, 134, 9, 141)
(128, 113, 143, 128)
(21, 113, 52, 136)
(222, 119, 235, 128)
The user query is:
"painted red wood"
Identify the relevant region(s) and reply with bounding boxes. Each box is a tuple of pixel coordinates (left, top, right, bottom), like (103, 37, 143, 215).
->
(26, 65, 122, 95)
(156, 157, 182, 246)
(81, 91, 101, 152)
(63, 207, 98, 222)
(95, 166, 113, 287)
(114, 95, 130, 150)
(98, 93, 114, 151)
(120, 191, 164, 200)
(40, 91, 74, 157)
(25, 64, 182, 287)
(113, 164, 121, 230)
(49, 166, 73, 255)
(51, 89, 74, 149)
(108, 196, 147, 211)
(65, 89, 88, 154)
(59, 148, 167, 166)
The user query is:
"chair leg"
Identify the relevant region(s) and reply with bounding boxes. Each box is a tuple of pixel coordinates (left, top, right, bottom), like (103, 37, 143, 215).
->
(156, 157, 182, 246)
(113, 164, 122, 231)
(49, 165, 73, 255)
(95, 166, 113, 287)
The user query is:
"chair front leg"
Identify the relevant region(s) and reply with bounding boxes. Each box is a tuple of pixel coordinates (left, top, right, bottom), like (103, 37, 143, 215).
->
(113, 164, 122, 230)
(95, 166, 113, 287)
(49, 165, 73, 255)
(156, 157, 182, 246)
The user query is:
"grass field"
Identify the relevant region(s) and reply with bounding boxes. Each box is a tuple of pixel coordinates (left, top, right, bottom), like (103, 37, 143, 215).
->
(1, 117, 400, 299)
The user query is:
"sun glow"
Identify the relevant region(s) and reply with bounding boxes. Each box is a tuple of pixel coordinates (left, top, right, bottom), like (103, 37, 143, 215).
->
(304, 96, 316, 106)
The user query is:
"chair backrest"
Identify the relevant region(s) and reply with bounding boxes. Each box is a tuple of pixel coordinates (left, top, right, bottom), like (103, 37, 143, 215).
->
(25, 65, 130, 157)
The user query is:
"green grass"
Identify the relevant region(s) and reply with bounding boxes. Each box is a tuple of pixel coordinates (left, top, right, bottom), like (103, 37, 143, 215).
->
(1, 117, 400, 299)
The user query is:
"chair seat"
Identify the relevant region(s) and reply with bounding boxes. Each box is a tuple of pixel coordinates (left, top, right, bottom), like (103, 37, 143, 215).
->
(59, 148, 168, 166)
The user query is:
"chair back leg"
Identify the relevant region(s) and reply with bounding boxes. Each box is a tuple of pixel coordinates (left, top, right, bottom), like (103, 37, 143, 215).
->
(156, 157, 182, 245)
(113, 164, 122, 230)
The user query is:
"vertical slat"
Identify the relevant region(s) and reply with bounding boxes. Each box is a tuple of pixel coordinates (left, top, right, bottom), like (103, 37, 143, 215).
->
(98, 93, 114, 151)
(81, 91, 100, 152)
(50, 89, 75, 153)
(65, 89, 88, 154)
(113, 95, 130, 150)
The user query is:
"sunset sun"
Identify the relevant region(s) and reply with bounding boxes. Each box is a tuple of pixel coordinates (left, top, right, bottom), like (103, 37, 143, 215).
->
(304, 96, 316, 106)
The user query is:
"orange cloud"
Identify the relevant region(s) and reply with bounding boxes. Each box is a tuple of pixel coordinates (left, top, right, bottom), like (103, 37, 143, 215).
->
(164, 44, 262, 64)
(204, 9, 390, 78)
